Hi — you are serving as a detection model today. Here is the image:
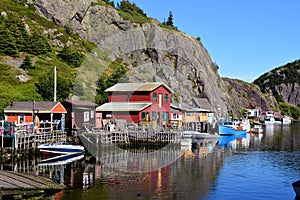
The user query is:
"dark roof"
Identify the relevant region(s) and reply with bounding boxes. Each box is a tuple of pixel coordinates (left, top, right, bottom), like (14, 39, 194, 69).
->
(4, 101, 66, 114)
(171, 98, 213, 112)
(62, 100, 98, 107)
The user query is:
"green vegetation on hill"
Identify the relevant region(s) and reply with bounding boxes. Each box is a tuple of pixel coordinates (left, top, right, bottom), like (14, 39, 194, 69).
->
(0, 0, 92, 117)
(254, 59, 300, 119)
(254, 59, 300, 92)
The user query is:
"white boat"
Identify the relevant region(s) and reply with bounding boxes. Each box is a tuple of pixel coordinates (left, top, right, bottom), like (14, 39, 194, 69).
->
(251, 124, 263, 134)
(282, 116, 292, 125)
(38, 141, 85, 155)
(264, 116, 275, 124)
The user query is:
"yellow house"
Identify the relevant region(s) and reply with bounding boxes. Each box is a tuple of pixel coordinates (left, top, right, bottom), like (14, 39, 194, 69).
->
(170, 99, 213, 132)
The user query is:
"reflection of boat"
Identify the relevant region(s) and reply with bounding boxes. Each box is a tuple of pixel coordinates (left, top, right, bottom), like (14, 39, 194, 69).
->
(182, 131, 219, 139)
(38, 153, 84, 166)
(38, 141, 84, 155)
(218, 134, 247, 147)
(292, 180, 300, 198)
(251, 124, 263, 134)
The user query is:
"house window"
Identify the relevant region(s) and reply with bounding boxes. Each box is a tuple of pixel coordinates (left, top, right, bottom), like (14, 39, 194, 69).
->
(141, 112, 150, 121)
(153, 93, 157, 102)
(162, 112, 169, 122)
(18, 114, 25, 124)
(91, 110, 94, 119)
(152, 112, 156, 120)
(84, 111, 89, 122)
(164, 94, 169, 103)
(173, 114, 178, 119)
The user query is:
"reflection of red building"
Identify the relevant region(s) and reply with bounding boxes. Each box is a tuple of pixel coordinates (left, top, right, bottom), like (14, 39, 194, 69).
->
(96, 82, 173, 126)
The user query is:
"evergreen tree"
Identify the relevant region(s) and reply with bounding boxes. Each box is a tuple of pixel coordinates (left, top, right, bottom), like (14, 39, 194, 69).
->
(0, 28, 19, 57)
(20, 55, 34, 70)
(166, 11, 174, 26)
(35, 71, 72, 101)
(57, 47, 84, 67)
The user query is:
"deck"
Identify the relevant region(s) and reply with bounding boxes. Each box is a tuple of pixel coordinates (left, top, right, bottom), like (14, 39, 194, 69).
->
(0, 170, 64, 198)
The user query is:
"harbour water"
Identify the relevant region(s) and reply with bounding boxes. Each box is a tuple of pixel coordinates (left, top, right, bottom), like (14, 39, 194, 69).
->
(1, 122, 300, 199)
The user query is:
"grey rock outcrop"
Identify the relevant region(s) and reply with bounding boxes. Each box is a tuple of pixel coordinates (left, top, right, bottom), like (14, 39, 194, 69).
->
(34, 0, 229, 117)
(223, 78, 278, 117)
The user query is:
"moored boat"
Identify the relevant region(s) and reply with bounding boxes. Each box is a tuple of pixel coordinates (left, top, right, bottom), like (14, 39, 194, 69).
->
(282, 116, 292, 125)
(38, 141, 84, 155)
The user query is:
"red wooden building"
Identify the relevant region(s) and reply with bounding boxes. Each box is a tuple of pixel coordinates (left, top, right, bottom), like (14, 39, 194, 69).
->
(4, 101, 67, 131)
(96, 82, 174, 126)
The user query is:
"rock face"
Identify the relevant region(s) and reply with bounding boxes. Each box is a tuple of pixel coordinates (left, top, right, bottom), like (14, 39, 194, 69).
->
(274, 83, 300, 106)
(223, 78, 278, 117)
(254, 59, 300, 107)
(33, 0, 241, 117)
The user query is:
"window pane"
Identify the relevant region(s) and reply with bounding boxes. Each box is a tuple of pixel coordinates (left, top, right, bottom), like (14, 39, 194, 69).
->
(152, 112, 156, 120)
(153, 93, 157, 102)
(141, 112, 146, 120)
(164, 94, 168, 102)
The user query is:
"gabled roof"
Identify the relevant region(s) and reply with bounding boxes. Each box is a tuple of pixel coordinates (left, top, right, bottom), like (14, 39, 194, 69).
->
(105, 82, 174, 93)
(4, 101, 67, 114)
(62, 100, 98, 107)
(171, 102, 211, 112)
(96, 102, 152, 112)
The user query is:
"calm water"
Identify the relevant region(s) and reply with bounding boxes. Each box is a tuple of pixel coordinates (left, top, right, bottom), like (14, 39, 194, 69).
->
(1, 122, 300, 200)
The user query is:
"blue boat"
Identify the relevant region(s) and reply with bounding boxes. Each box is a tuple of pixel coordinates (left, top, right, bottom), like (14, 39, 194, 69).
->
(218, 119, 247, 136)
(218, 125, 247, 136)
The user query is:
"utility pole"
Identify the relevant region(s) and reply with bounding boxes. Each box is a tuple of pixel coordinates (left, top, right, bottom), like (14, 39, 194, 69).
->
(54, 66, 57, 102)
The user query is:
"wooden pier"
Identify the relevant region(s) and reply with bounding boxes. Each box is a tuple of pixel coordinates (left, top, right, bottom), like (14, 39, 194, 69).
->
(0, 170, 64, 199)
(0, 131, 66, 157)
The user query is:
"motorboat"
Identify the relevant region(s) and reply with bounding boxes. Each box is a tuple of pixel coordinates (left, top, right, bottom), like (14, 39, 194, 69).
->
(282, 116, 292, 125)
(38, 141, 84, 155)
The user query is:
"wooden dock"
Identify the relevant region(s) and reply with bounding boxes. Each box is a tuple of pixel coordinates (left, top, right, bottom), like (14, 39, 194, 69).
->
(0, 170, 64, 198)
(0, 131, 66, 156)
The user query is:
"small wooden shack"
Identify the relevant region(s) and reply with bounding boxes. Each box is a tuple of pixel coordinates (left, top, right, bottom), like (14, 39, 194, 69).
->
(4, 101, 67, 132)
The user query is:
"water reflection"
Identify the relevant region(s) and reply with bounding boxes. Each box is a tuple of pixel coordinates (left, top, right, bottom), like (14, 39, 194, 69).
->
(0, 122, 299, 199)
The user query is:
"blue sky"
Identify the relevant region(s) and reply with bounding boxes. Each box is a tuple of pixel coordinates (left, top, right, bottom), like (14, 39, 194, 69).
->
(117, 0, 300, 82)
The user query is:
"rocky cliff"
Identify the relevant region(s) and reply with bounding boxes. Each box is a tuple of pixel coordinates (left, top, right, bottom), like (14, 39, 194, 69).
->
(254, 59, 300, 107)
(222, 78, 278, 117)
(34, 0, 229, 117)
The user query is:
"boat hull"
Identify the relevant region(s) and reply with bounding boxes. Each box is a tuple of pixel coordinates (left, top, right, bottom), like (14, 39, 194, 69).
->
(219, 125, 247, 136)
(38, 143, 85, 155)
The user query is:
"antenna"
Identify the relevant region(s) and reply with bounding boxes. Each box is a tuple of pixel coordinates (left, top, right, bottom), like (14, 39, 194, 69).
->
(54, 66, 57, 102)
